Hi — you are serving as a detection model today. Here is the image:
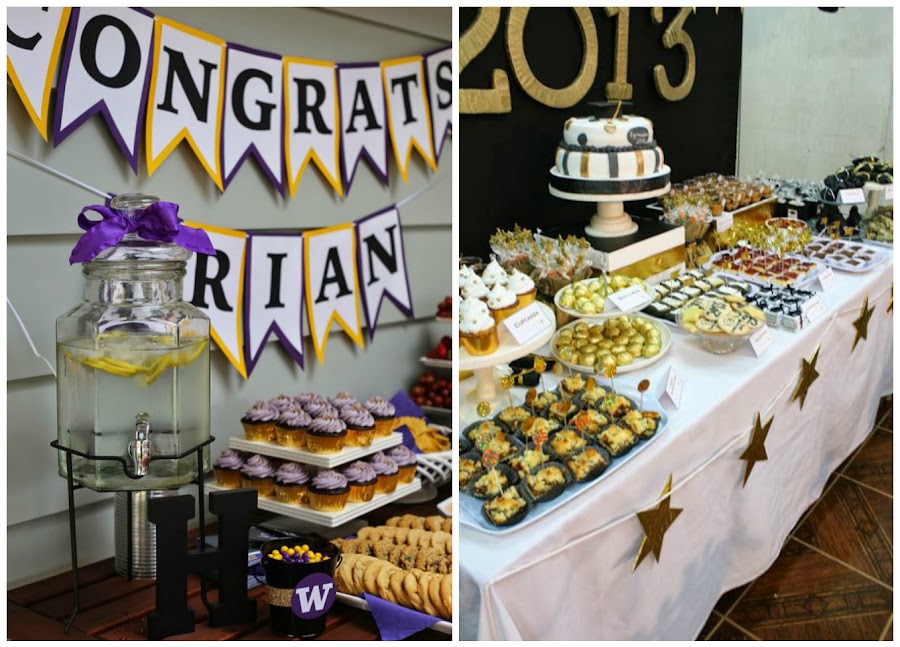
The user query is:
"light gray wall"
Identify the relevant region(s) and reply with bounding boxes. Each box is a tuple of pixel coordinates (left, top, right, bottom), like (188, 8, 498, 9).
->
(7, 7, 451, 588)
(738, 7, 893, 180)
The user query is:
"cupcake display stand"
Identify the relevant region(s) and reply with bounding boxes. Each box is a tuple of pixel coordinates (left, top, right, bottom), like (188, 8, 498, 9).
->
(459, 301, 557, 422)
(206, 431, 420, 529)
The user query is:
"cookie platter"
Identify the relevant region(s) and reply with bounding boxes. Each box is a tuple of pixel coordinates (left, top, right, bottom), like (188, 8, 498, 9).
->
(458, 385, 669, 535)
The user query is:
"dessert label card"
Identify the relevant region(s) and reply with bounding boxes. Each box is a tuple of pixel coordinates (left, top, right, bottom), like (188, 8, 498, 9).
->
(886, 185, 894, 200)
(607, 285, 653, 312)
(839, 188, 866, 204)
(749, 325, 774, 357)
(817, 266, 835, 291)
(716, 212, 734, 232)
(801, 296, 826, 324)
(502, 302, 552, 344)
(661, 366, 683, 409)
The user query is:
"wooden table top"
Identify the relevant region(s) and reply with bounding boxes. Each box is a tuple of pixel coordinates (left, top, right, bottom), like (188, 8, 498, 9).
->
(8, 484, 452, 641)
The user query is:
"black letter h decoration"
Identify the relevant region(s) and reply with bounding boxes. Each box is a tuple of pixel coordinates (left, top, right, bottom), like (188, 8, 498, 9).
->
(147, 489, 258, 639)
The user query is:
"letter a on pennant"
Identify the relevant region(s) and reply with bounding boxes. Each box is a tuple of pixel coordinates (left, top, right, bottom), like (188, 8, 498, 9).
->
(7, 7, 72, 141)
(304, 224, 364, 364)
(382, 56, 437, 182)
(184, 223, 248, 378)
(284, 58, 343, 197)
(146, 17, 226, 190)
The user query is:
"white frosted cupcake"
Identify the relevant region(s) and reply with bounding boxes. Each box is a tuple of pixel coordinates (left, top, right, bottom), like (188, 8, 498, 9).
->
(460, 297, 499, 356)
(486, 283, 519, 324)
(506, 269, 537, 308)
(462, 275, 490, 300)
(481, 259, 508, 288)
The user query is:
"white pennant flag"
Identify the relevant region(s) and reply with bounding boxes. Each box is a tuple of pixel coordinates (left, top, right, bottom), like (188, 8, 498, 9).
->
(7, 7, 72, 141)
(424, 46, 452, 163)
(285, 58, 342, 197)
(222, 43, 284, 193)
(54, 7, 155, 171)
(338, 63, 389, 191)
(146, 16, 226, 190)
(382, 56, 437, 182)
(184, 224, 248, 379)
(355, 207, 413, 340)
(244, 233, 304, 374)
(304, 224, 364, 363)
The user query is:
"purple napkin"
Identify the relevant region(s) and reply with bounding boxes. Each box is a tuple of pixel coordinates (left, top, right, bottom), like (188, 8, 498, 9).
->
(362, 592, 443, 640)
(389, 390, 426, 453)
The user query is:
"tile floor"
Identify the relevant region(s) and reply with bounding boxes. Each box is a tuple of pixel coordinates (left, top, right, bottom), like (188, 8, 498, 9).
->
(699, 396, 893, 641)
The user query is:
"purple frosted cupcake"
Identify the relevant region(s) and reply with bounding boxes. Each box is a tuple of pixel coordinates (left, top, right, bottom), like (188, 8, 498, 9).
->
(275, 406, 311, 448)
(304, 399, 339, 419)
(274, 462, 310, 505)
(369, 451, 400, 493)
(305, 415, 347, 454)
(340, 404, 376, 448)
(213, 449, 244, 488)
(269, 394, 295, 412)
(386, 445, 418, 484)
(307, 469, 350, 511)
(240, 454, 276, 498)
(329, 391, 358, 409)
(241, 401, 278, 443)
(363, 397, 397, 437)
(293, 392, 321, 407)
(341, 461, 377, 502)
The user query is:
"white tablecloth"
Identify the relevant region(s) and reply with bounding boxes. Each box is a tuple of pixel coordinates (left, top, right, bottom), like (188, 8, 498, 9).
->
(459, 256, 894, 641)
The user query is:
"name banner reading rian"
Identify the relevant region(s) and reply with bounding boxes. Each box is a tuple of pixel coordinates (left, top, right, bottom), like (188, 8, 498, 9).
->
(10, 7, 451, 196)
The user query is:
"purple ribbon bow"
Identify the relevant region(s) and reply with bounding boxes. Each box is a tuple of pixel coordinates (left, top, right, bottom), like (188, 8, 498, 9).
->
(69, 202, 216, 264)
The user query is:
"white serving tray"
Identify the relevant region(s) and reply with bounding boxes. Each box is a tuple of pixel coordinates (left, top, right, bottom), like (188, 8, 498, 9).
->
(206, 478, 421, 528)
(229, 432, 402, 468)
(420, 357, 452, 370)
(335, 592, 452, 634)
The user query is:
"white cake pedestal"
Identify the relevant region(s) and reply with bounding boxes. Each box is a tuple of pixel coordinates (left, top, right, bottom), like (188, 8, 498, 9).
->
(586, 201, 638, 238)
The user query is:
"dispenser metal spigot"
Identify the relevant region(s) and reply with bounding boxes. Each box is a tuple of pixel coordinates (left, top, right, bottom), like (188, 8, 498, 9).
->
(129, 412, 152, 476)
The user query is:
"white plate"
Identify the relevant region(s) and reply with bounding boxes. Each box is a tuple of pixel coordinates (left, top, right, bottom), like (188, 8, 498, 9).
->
(335, 592, 452, 633)
(706, 249, 825, 290)
(553, 277, 654, 321)
(549, 316, 672, 375)
(420, 357, 452, 369)
(437, 497, 453, 517)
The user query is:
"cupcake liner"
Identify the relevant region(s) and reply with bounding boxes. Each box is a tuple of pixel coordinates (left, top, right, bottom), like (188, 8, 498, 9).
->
(307, 488, 350, 512)
(505, 444, 558, 480)
(242, 421, 277, 443)
(621, 411, 662, 441)
(495, 406, 533, 434)
(596, 423, 639, 458)
(396, 464, 417, 484)
(467, 462, 519, 500)
(213, 468, 243, 489)
(372, 417, 398, 438)
(275, 425, 307, 448)
(375, 472, 400, 494)
(547, 399, 583, 424)
(523, 461, 572, 503)
(513, 416, 563, 446)
(596, 392, 638, 420)
(564, 443, 612, 483)
(347, 481, 377, 503)
(481, 483, 533, 528)
(459, 435, 472, 455)
(463, 418, 512, 447)
(241, 476, 276, 499)
(275, 482, 308, 505)
(305, 431, 347, 454)
(547, 427, 593, 460)
(345, 426, 376, 447)
(573, 387, 612, 411)
(459, 450, 485, 490)
(460, 326, 499, 356)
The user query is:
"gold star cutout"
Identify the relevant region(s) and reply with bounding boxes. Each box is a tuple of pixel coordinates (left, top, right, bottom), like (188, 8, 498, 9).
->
(851, 295, 875, 352)
(740, 412, 773, 487)
(790, 345, 820, 410)
(887, 284, 893, 314)
(634, 474, 683, 571)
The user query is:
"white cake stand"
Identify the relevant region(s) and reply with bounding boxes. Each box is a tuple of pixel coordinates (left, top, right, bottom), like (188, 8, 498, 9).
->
(548, 166, 671, 238)
(459, 301, 556, 424)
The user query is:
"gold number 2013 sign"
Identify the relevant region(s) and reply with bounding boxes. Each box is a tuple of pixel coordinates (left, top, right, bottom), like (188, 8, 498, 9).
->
(460, 7, 701, 113)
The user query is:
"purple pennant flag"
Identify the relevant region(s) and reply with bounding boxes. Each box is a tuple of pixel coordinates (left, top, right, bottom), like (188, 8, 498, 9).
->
(337, 62, 390, 192)
(362, 593, 443, 641)
(355, 206, 414, 340)
(243, 232, 305, 376)
(221, 43, 285, 195)
(423, 46, 452, 164)
(53, 7, 155, 172)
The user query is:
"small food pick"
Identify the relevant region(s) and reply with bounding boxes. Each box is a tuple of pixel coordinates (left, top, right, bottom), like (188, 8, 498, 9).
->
(573, 409, 590, 442)
(525, 388, 538, 417)
(500, 375, 514, 408)
(482, 447, 504, 496)
(533, 356, 548, 393)
(638, 379, 651, 412)
(533, 426, 548, 462)
(477, 401, 492, 418)
(604, 363, 618, 393)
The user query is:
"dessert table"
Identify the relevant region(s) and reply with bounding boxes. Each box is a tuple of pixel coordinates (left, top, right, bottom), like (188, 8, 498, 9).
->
(459, 254, 893, 640)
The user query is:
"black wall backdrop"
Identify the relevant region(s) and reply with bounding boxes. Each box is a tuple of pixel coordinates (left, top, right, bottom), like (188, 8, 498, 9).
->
(460, 7, 743, 258)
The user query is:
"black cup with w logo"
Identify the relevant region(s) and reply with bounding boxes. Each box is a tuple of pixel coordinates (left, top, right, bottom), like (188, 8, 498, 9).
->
(261, 534, 342, 638)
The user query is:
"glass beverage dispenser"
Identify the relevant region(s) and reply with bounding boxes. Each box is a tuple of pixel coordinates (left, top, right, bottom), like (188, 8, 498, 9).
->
(56, 194, 211, 491)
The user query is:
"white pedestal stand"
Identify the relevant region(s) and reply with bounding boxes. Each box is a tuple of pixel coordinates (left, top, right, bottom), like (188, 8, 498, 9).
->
(459, 301, 556, 424)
